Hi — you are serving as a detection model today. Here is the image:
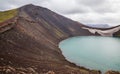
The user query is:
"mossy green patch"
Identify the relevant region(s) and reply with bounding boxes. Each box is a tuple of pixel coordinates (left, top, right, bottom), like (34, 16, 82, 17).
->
(0, 9, 17, 23)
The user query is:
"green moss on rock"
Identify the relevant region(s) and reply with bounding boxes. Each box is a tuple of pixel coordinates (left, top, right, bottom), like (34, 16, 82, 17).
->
(0, 9, 17, 23)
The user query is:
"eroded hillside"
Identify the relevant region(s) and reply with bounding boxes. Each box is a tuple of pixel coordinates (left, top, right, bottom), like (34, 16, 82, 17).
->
(0, 4, 120, 74)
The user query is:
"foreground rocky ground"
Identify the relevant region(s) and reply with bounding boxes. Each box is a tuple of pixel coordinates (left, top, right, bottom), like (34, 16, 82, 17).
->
(105, 71, 120, 74)
(0, 66, 119, 74)
(0, 66, 101, 74)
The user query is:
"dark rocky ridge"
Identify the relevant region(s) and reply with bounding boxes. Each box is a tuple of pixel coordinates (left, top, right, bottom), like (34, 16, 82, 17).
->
(85, 24, 110, 28)
(0, 4, 119, 74)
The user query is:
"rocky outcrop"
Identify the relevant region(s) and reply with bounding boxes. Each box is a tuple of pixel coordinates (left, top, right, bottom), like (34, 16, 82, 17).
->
(105, 71, 120, 74)
(0, 18, 16, 33)
(113, 29, 120, 37)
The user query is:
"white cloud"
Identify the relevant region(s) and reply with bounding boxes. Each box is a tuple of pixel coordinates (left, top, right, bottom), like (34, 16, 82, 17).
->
(0, 0, 120, 26)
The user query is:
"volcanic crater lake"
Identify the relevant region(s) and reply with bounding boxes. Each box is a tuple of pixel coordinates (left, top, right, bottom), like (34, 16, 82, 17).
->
(59, 36, 120, 73)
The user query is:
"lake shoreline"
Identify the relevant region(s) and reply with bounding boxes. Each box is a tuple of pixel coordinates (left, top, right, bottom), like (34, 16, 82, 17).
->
(59, 36, 120, 74)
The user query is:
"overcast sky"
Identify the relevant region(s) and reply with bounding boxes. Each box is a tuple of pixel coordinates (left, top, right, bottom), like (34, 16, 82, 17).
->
(0, 0, 120, 26)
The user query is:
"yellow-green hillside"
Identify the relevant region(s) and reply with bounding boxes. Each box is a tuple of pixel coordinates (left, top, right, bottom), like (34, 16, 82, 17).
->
(0, 9, 17, 23)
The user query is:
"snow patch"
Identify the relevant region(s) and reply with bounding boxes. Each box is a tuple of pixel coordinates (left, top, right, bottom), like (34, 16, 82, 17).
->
(82, 26, 120, 36)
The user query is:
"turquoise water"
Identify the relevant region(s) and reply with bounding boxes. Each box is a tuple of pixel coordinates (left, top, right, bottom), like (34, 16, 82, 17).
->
(59, 36, 120, 73)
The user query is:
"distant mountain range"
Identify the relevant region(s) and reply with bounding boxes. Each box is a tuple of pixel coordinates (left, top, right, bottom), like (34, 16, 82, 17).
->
(85, 24, 110, 28)
(0, 4, 120, 74)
